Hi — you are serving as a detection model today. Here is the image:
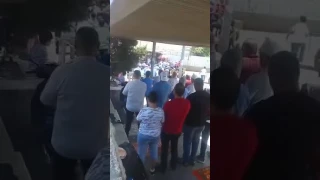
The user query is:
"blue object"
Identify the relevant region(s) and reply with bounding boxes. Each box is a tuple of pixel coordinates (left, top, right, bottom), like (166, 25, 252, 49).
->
(141, 78, 153, 96)
(152, 81, 171, 108)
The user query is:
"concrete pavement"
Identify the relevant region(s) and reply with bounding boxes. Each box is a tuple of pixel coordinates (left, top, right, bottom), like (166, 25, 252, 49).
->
(110, 84, 210, 180)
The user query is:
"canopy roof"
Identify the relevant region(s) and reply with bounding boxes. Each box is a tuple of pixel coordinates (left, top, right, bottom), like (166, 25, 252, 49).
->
(110, 0, 210, 47)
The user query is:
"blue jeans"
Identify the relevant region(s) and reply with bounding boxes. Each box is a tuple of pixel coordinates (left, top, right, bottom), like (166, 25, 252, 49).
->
(137, 133, 159, 163)
(182, 125, 205, 163)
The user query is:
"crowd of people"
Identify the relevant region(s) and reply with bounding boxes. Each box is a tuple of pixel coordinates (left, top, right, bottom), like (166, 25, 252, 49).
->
(121, 66, 210, 174)
(211, 34, 320, 180)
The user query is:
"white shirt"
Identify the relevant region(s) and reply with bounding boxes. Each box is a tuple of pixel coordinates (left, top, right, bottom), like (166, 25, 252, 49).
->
(40, 57, 109, 159)
(290, 22, 309, 44)
(122, 79, 147, 112)
(245, 70, 273, 105)
(168, 77, 179, 91)
(200, 68, 207, 76)
(186, 83, 195, 95)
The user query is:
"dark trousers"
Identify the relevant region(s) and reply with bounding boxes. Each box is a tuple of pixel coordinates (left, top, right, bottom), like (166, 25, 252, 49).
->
(125, 108, 139, 136)
(182, 125, 205, 163)
(51, 149, 93, 180)
(291, 43, 306, 62)
(199, 123, 210, 160)
(160, 132, 181, 170)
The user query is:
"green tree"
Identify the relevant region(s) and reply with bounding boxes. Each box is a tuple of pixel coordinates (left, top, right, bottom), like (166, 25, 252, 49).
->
(190, 47, 210, 57)
(134, 46, 148, 61)
(110, 37, 142, 73)
(1, 0, 93, 32)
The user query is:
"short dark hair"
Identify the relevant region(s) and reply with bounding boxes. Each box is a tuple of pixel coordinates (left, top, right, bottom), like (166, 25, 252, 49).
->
(174, 83, 185, 97)
(75, 27, 99, 55)
(194, 78, 204, 90)
(38, 30, 53, 45)
(210, 67, 240, 110)
(147, 91, 158, 103)
(268, 51, 300, 91)
(145, 71, 151, 77)
(133, 70, 141, 78)
(300, 16, 307, 23)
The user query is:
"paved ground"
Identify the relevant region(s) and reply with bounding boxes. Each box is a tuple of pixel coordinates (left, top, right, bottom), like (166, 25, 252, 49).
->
(110, 85, 210, 180)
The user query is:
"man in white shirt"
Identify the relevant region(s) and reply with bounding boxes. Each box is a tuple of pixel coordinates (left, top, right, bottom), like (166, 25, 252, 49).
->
(200, 67, 207, 82)
(168, 71, 179, 91)
(96, 13, 109, 66)
(122, 70, 147, 136)
(40, 27, 109, 180)
(246, 38, 282, 105)
(287, 16, 309, 62)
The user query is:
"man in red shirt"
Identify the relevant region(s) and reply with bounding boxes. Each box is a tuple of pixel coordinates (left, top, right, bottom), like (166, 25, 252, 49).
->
(241, 39, 261, 83)
(211, 67, 258, 180)
(160, 83, 191, 173)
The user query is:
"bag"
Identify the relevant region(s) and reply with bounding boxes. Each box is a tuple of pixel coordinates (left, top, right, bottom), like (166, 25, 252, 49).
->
(119, 142, 149, 180)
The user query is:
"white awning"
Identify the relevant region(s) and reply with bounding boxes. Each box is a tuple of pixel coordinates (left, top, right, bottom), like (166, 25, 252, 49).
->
(110, 0, 210, 47)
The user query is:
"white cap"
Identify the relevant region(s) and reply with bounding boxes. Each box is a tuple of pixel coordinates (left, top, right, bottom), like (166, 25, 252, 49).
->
(260, 37, 283, 57)
(160, 71, 169, 81)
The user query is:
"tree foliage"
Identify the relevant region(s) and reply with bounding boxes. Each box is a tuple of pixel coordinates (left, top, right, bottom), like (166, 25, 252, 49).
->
(0, 0, 99, 33)
(134, 46, 148, 61)
(190, 47, 210, 57)
(110, 37, 142, 73)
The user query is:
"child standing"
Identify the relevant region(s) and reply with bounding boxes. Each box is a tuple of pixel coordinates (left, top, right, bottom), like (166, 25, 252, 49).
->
(136, 91, 164, 175)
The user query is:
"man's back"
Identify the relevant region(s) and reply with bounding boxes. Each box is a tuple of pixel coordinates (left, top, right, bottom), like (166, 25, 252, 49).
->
(244, 92, 320, 180)
(152, 81, 171, 108)
(44, 59, 110, 159)
(184, 91, 210, 127)
(212, 115, 258, 180)
(123, 80, 146, 112)
(163, 98, 190, 134)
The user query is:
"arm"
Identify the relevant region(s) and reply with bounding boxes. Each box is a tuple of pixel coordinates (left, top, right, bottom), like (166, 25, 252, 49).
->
(40, 68, 61, 107)
(136, 109, 145, 122)
(122, 83, 129, 95)
(287, 25, 295, 40)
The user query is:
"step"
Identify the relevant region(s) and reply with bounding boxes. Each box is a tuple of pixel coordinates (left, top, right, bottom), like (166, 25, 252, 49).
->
(0, 152, 31, 180)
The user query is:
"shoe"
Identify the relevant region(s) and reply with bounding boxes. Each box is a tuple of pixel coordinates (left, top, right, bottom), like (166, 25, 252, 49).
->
(196, 155, 205, 164)
(150, 168, 156, 175)
(182, 162, 189, 167)
(189, 161, 195, 166)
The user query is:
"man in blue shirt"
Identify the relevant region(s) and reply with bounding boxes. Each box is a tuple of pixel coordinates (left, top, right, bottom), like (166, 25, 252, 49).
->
(141, 71, 153, 97)
(152, 71, 171, 108)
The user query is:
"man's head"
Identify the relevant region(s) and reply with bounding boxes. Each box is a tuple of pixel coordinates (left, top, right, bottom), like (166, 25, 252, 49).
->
(145, 71, 151, 78)
(220, 48, 242, 77)
(173, 83, 185, 98)
(210, 67, 240, 112)
(186, 75, 191, 80)
(300, 16, 307, 23)
(179, 76, 186, 86)
(242, 38, 258, 57)
(147, 91, 158, 106)
(259, 37, 283, 69)
(268, 51, 300, 94)
(133, 70, 141, 79)
(160, 71, 169, 81)
(38, 30, 53, 46)
(75, 27, 100, 56)
(171, 71, 177, 78)
(194, 78, 204, 91)
(97, 13, 105, 27)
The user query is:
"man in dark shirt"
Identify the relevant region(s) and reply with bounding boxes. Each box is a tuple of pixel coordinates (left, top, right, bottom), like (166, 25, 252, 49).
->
(211, 67, 258, 180)
(244, 51, 320, 180)
(182, 78, 210, 166)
